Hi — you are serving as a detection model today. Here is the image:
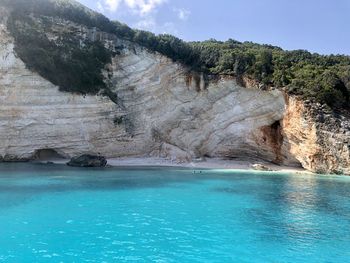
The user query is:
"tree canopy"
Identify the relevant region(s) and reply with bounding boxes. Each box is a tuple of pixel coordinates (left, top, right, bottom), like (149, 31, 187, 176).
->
(3, 0, 350, 109)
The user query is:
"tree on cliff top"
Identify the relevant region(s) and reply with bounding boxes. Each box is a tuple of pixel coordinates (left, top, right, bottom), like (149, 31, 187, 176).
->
(2, 0, 350, 109)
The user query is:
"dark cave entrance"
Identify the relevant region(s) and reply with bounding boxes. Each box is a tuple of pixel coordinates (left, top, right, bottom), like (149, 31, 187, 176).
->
(260, 120, 284, 164)
(33, 149, 66, 161)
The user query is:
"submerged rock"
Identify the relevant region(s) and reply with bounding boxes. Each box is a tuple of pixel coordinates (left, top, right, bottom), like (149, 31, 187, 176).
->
(67, 155, 107, 167)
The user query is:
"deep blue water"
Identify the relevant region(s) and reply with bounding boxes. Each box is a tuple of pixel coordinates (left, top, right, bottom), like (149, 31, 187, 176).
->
(0, 163, 349, 262)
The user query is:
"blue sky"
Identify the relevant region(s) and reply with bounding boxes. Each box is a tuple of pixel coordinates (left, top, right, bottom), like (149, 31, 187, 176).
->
(77, 0, 350, 55)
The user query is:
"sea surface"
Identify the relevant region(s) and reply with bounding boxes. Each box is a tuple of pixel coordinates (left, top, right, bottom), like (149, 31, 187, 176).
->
(0, 163, 349, 263)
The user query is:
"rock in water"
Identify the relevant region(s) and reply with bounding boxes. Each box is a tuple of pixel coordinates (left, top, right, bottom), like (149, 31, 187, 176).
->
(67, 155, 107, 167)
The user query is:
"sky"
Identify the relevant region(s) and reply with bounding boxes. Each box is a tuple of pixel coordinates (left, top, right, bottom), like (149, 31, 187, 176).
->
(76, 0, 350, 55)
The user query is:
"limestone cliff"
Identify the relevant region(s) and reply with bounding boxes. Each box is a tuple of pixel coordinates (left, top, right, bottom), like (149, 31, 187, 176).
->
(282, 97, 350, 174)
(0, 6, 349, 174)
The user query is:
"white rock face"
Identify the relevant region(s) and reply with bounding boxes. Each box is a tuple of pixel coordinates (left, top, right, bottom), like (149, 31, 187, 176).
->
(111, 48, 287, 162)
(0, 14, 288, 162)
(3, 9, 349, 174)
(0, 17, 126, 160)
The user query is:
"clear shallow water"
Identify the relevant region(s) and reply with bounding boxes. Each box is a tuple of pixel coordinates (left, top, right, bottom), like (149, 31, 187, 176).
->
(0, 164, 349, 262)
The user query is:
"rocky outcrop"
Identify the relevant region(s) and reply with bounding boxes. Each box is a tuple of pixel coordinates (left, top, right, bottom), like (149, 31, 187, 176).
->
(0, 7, 349, 174)
(67, 154, 107, 167)
(282, 97, 350, 174)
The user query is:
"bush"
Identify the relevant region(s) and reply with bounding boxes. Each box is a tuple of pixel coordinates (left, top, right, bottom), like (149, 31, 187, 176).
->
(8, 12, 112, 94)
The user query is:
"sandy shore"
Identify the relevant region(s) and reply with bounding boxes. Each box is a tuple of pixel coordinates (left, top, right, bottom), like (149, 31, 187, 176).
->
(41, 157, 310, 174)
(106, 157, 309, 174)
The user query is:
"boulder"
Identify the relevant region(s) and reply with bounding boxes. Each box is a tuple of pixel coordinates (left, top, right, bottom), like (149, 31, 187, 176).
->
(67, 154, 107, 167)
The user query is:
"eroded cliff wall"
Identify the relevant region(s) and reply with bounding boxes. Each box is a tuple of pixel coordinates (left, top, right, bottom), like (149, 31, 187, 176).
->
(0, 7, 349, 174)
(282, 97, 350, 174)
(0, 11, 126, 160)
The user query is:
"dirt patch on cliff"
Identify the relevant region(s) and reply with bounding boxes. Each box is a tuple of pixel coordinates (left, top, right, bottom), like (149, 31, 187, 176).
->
(185, 72, 209, 92)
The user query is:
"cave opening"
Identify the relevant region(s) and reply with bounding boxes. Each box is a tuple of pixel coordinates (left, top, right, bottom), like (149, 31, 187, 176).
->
(33, 149, 66, 161)
(260, 120, 284, 164)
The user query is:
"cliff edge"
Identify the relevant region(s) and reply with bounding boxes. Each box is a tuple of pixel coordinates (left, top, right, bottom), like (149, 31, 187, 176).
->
(0, 3, 349, 174)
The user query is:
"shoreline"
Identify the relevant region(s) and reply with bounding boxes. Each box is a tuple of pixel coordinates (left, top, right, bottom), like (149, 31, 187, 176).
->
(41, 157, 311, 174)
(108, 157, 310, 174)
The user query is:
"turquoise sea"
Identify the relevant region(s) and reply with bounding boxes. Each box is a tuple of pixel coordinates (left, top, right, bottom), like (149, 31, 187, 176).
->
(0, 163, 349, 262)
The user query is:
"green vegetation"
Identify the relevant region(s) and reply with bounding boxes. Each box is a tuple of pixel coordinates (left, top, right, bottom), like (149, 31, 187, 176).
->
(3, 0, 117, 34)
(3, 0, 350, 109)
(6, 0, 113, 94)
(113, 22, 350, 111)
(105, 22, 350, 110)
(190, 40, 350, 109)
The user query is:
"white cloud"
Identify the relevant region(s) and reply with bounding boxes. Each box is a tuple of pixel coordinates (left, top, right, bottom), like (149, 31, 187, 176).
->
(96, 0, 180, 36)
(101, 0, 167, 15)
(97, 1, 105, 12)
(134, 18, 177, 35)
(175, 8, 191, 21)
(104, 0, 122, 12)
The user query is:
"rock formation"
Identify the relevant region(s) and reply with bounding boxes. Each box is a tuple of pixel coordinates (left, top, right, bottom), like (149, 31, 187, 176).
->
(67, 154, 107, 167)
(0, 6, 349, 174)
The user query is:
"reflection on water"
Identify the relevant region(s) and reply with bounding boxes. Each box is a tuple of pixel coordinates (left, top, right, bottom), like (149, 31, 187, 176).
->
(214, 171, 350, 259)
(0, 163, 349, 262)
(281, 175, 320, 246)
